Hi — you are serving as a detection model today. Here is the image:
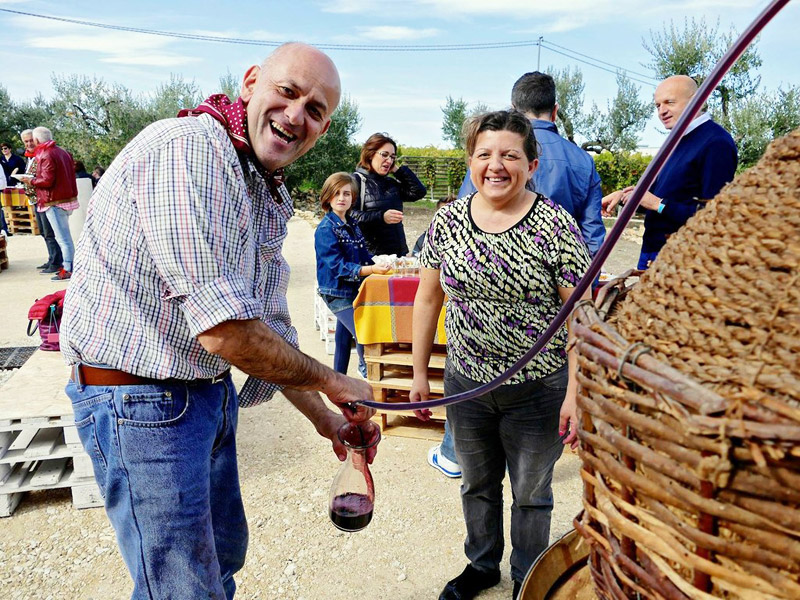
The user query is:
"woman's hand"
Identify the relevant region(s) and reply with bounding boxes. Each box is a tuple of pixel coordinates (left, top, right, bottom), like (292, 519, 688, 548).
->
(409, 376, 433, 421)
(371, 263, 390, 275)
(383, 209, 403, 224)
(558, 388, 579, 450)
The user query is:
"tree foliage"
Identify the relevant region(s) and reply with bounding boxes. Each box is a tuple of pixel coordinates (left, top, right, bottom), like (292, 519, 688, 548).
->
(582, 72, 652, 154)
(593, 151, 653, 195)
(549, 65, 586, 143)
(726, 85, 800, 170)
(441, 95, 469, 149)
(284, 94, 362, 192)
(642, 17, 797, 168)
(642, 17, 762, 123)
(1, 73, 364, 190)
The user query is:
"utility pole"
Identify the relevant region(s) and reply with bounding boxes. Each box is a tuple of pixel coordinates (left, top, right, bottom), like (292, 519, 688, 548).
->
(537, 36, 543, 70)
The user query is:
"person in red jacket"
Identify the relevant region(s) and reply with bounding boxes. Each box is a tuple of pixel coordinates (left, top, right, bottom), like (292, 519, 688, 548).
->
(23, 127, 79, 281)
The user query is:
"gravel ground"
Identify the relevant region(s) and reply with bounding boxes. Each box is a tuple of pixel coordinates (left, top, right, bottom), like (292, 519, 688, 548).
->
(0, 211, 643, 599)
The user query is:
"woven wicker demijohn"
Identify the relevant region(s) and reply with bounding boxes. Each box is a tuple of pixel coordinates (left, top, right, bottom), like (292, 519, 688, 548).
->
(574, 128, 800, 599)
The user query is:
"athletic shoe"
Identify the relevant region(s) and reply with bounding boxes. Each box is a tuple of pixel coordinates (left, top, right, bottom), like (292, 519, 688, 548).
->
(41, 265, 61, 273)
(438, 564, 501, 600)
(428, 444, 462, 478)
(51, 269, 72, 281)
(37, 262, 50, 269)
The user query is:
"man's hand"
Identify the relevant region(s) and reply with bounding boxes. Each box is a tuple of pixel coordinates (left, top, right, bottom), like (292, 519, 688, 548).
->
(283, 387, 378, 463)
(632, 190, 662, 211)
(383, 209, 403, 224)
(371, 264, 391, 275)
(322, 372, 376, 423)
(601, 187, 634, 216)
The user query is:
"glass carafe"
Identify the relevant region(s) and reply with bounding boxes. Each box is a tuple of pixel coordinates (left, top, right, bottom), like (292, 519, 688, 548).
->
(329, 420, 380, 532)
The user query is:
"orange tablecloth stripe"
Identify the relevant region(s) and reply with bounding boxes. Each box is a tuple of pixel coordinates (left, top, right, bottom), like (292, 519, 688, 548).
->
(353, 274, 446, 345)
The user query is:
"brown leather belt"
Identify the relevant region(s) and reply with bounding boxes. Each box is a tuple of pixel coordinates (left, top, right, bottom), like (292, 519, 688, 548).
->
(72, 364, 231, 386)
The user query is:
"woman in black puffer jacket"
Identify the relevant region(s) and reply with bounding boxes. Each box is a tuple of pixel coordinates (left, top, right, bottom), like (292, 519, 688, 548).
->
(351, 133, 427, 256)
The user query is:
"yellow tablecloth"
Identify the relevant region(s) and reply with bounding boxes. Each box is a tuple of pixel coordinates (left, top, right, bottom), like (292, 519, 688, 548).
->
(1, 188, 32, 207)
(353, 274, 446, 345)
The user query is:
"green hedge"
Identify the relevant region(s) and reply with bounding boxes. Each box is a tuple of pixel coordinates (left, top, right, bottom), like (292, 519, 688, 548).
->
(593, 151, 652, 195)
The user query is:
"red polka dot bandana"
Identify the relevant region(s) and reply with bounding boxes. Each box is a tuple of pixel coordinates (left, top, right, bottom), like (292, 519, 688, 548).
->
(179, 94, 284, 198)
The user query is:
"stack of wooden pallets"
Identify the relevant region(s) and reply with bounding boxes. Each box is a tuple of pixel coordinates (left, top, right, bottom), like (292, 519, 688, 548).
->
(1, 189, 39, 236)
(0, 235, 7, 272)
(364, 341, 447, 440)
(0, 351, 102, 517)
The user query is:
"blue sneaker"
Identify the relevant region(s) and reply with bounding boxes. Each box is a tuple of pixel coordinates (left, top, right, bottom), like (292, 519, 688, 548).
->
(428, 444, 461, 478)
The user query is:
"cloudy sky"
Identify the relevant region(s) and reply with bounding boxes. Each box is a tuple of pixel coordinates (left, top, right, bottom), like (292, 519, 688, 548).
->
(1, 0, 796, 148)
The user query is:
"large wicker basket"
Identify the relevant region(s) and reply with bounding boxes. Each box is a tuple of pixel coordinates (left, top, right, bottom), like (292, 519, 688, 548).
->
(573, 129, 799, 599)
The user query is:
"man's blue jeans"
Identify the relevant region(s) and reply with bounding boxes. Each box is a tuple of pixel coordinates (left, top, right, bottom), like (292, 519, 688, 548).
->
(445, 365, 567, 583)
(66, 374, 247, 600)
(36, 209, 62, 268)
(45, 206, 74, 271)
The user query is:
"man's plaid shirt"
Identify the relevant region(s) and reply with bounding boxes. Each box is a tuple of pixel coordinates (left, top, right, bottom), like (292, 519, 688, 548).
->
(61, 114, 297, 407)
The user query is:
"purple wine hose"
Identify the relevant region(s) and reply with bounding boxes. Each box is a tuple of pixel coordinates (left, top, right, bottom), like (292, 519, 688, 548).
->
(357, 0, 791, 412)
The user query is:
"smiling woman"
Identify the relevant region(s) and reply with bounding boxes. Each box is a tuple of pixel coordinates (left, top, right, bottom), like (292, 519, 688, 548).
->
(409, 110, 592, 598)
(350, 132, 428, 256)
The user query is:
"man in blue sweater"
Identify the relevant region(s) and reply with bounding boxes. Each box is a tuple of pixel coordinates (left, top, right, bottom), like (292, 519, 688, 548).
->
(458, 71, 606, 256)
(603, 75, 738, 268)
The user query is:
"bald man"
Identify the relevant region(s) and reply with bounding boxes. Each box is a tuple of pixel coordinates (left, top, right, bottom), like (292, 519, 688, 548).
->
(603, 75, 737, 268)
(61, 43, 376, 598)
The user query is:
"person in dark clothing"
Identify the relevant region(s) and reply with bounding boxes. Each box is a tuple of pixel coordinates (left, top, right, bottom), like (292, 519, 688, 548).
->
(351, 132, 426, 256)
(1, 142, 27, 186)
(74, 160, 95, 187)
(91, 166, 105, 186)
(603, 75, 737, 269)
(412, 196, 453, 256)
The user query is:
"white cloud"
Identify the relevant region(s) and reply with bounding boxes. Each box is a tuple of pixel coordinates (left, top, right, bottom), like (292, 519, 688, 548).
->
(101, 54, 200, 67)
(27, 33, 171, 54)
(13, 14, 198, 68)
(320, 0, 763, 32)
(357, 26, 439, 41)
(319, 0, 362, 13)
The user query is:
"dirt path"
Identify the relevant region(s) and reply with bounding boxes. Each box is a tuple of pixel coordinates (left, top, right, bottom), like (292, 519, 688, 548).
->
(0, 213, 643, 599)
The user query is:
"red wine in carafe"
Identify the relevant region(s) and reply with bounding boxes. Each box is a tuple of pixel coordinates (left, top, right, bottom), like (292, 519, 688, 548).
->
(329, 492, 373, 532)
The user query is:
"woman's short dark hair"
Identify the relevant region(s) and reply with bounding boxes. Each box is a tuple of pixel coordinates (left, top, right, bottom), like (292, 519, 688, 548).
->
(74, 160, 86, 172)
(463, 110, 539, 163)
(358, 132, 397, 171)
(320, 172, 358, 213)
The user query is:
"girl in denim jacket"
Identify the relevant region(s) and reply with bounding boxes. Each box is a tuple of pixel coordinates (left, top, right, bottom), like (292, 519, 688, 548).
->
(315, 173, 390, 377)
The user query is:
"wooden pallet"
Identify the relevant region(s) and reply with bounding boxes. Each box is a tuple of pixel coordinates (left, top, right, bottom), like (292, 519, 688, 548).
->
(364, 342, 447, 439)
(2, 205, 40, 235)
(0, 235, 7, 271)
(0, 423, 102, 516)
(0, 350, 102, 516)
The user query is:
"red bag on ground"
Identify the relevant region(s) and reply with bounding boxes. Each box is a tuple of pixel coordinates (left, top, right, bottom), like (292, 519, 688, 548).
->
(27, 290, 66, 351)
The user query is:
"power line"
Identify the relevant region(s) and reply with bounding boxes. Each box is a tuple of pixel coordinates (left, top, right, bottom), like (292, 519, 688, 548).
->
(543, 40, 659, 82)
(541, 44, 657, 87)
(1, 6, 659, 83)
(0, 9, 542, 51)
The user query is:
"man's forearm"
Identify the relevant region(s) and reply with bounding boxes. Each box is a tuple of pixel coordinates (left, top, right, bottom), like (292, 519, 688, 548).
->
(282, 387, 338, 436)
(198, 319, 337, 395)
